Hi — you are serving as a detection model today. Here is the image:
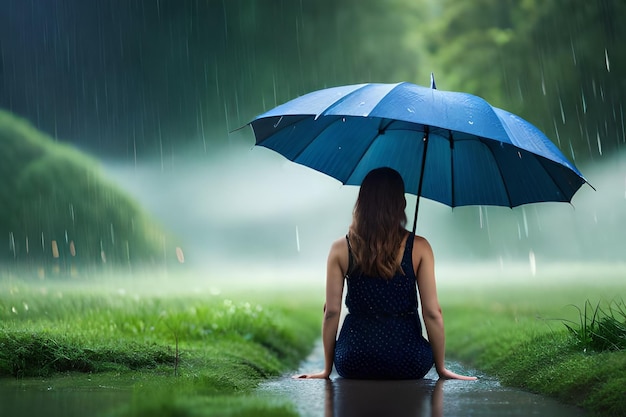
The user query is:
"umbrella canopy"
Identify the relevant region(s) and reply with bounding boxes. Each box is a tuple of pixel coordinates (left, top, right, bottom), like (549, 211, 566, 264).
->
(248, 79, 590, 232)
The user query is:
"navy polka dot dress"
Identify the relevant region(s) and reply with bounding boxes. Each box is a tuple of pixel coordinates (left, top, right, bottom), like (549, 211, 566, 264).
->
(334, 232, 434, 379)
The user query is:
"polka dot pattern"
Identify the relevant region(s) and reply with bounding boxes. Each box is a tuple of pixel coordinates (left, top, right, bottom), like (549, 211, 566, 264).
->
(334, 232, 434, 379)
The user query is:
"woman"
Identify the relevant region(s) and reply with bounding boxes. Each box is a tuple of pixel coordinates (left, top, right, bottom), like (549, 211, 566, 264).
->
(296, 167, 475, 380)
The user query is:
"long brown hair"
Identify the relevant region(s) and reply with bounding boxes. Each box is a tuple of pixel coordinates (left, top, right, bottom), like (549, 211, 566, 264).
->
(349, 167, 407, 279)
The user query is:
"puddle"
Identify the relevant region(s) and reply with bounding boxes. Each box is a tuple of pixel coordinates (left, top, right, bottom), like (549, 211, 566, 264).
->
(258, 340, 589, 417)
(0, 373, 133, 417)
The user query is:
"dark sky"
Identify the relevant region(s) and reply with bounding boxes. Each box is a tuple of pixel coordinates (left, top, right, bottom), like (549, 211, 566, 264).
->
(0, 1, 305, 160)
(0, 0, 415, 161)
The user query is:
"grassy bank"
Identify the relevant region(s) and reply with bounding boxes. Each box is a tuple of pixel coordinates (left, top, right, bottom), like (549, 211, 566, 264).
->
(0, 273, 322, 416)
(439, 263, 626, 417)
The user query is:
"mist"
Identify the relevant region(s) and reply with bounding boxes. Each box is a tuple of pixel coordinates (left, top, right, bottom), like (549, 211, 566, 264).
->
(102, 131, 625, 286)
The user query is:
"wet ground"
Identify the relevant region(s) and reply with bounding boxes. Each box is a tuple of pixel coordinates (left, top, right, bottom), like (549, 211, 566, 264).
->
(0, 374, 133, 417)
(258, 341, 589, 417)
(0, 341, 591, 417)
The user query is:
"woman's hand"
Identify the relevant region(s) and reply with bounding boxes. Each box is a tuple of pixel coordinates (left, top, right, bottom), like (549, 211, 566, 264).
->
(292, 371, 330, 379)
(437, 368, 477, 380)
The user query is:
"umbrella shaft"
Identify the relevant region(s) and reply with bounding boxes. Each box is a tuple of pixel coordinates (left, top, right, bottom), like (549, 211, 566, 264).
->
(412, 129, 429, 235)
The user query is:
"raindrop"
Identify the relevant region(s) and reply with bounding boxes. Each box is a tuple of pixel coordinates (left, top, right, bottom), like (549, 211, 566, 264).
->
(581, 88, 587, 114)
(468, 120, 474, 125)
(605, 48, 610, 72)
(295, 226, 301, 252)
(559, 98, 566, 124)
(529, 250, 536, 276)
(176, 247, 185, 263)
(522, 207, 529, 238)
(553, 119, 561, 147)
(596, 131, 602, 156)
(407, 107, 415, 113)
(273, 115, 283, 128)
(9, 232, 15, 259)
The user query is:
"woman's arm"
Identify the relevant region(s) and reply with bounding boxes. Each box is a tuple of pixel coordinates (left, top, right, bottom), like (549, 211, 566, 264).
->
(414, 236, 476, 381)
(294, 238, 346, 379)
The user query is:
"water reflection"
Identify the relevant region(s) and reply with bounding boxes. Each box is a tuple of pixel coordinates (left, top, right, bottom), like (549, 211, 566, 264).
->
(324, 378, 443, 417)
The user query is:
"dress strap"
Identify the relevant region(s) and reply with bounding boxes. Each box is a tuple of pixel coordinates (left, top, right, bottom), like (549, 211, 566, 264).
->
(345, 234, 354, 278)
(402, 232, 416, 277)
(404, 231, 415, 255)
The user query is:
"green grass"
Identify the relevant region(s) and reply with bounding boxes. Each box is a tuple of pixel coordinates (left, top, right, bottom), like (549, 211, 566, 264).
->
(562, 298, 626, 352)
(0, 273, 322, 416)
(438, 262, 626, 417)
(3, 263, 625, 416)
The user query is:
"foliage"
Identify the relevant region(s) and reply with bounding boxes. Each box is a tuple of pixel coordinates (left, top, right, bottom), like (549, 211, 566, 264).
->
(421, 0, 626, 163)
(562, 298, 626, 352)
(0, 110, 166, 269)
(442, 280, 626, 417)
(0, 330, 173, 377)
(0, 278, 321, 416)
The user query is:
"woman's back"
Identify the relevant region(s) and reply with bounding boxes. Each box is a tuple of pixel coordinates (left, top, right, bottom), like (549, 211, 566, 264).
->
(334, 232, 434, 379)
(344, 232, 419, 317)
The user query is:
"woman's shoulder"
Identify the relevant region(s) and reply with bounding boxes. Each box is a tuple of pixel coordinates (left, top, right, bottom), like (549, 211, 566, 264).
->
(329, 235, 349, 254)
(411, 233, 433, 253)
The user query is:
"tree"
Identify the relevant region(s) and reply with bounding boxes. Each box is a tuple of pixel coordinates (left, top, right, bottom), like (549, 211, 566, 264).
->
(422, 0, 626, 163)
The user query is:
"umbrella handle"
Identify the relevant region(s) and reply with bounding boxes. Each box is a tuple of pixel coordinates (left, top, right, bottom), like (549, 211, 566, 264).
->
(412, 128, 429, 235)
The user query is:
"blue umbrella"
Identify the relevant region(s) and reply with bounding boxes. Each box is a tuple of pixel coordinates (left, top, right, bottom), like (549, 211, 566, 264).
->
(248, 76, 590, 233)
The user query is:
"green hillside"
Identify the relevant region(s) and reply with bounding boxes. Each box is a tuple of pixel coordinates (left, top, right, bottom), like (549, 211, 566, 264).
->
(0, 110, 165, 274)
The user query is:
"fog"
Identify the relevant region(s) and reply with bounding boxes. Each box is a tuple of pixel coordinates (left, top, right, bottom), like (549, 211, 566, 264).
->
(102, 130, 624, 288)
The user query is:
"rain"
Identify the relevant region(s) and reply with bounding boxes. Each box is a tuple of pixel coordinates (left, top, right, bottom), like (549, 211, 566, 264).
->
(0, 1, 625, 416)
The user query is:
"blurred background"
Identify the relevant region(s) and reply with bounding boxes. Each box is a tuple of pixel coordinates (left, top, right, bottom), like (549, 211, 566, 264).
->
(0, 0, 624, 280)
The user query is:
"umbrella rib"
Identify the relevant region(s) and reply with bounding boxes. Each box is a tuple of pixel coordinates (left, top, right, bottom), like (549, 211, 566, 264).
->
(316, 84, 377, 116)
(449, 131, 455, 208)
(342, 118, 389, 183)
(284, 116, 343, 162)
(253, 115, 311, 145)
(532, 154, 575, 203)
(482, 140, 515, 208)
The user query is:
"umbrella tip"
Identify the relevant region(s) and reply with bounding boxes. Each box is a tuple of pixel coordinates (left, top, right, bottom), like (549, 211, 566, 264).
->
(430, 73, 437, 89)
